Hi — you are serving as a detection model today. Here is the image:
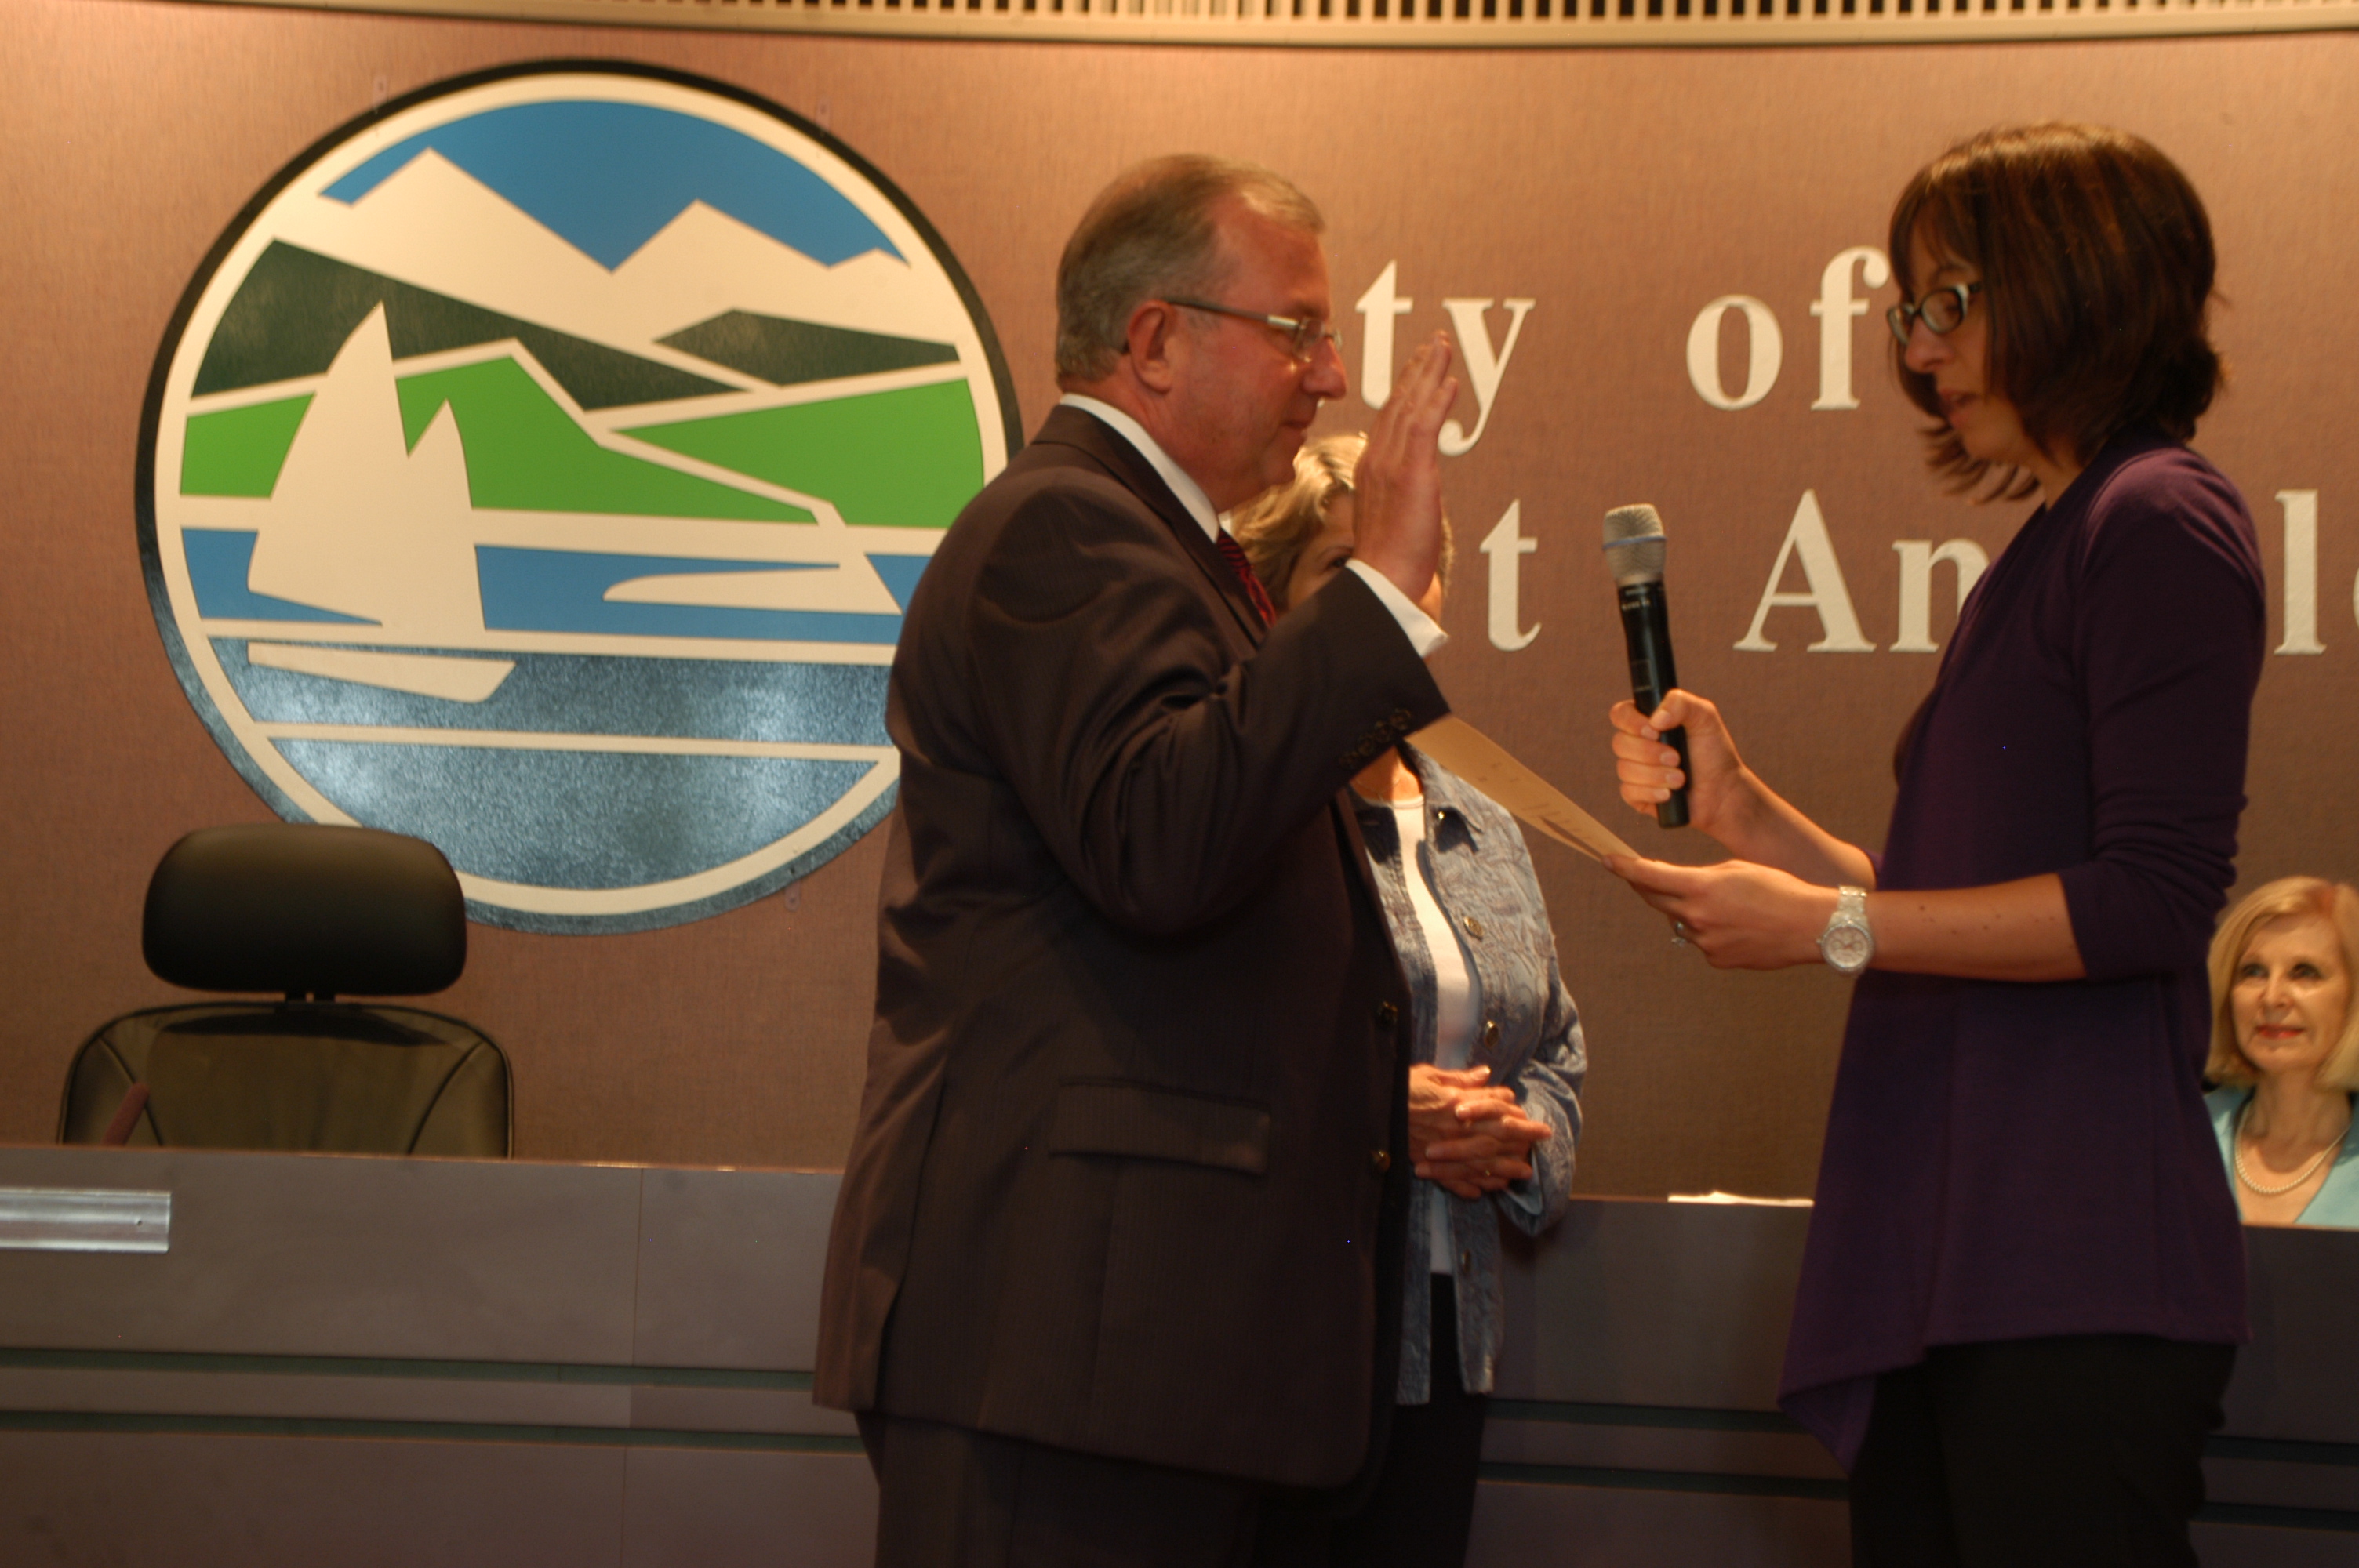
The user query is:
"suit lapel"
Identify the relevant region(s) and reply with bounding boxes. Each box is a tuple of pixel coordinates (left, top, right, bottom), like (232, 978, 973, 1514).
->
(1030, 406, 1267, 645)
(1031, 411, 1383, 909)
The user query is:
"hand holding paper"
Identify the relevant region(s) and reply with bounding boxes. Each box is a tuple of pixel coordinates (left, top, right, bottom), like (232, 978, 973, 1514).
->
(1408, 715, 1634, 866)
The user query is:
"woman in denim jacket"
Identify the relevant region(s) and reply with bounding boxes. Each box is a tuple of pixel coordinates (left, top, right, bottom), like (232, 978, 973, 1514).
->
(1235, 435, 1585, 1566)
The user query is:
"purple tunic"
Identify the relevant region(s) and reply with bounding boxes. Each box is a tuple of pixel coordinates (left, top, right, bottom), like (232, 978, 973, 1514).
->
(1779, 430, 2266, 1468)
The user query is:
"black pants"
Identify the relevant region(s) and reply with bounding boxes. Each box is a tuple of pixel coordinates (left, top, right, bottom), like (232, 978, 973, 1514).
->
(1330, 1276, 1490, 1568)
(859, 1279, 1488, 1568)
(1849, 1334, 2236, 1568)
(860, 1410, 1316, 1568)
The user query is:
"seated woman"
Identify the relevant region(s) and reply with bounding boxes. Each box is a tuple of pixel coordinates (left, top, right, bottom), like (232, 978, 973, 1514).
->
(2206, 877, 2359, 1227)
(1231, 434, 1585, 1567)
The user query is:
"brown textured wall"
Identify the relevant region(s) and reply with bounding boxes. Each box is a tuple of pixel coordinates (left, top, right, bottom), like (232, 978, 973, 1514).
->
(3, 1, 2353, 1194)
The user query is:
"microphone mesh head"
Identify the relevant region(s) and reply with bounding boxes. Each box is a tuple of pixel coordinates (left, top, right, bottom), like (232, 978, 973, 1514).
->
(1601, 503, 1667, 587)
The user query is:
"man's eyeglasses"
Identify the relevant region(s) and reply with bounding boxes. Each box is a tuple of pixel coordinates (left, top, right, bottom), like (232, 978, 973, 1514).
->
(1887, 281, 1982, 346)
(1165, 297, 1341, 363)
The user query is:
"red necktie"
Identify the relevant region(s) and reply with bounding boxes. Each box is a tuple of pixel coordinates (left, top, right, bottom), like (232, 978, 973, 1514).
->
(1214, 530, 1276, 627)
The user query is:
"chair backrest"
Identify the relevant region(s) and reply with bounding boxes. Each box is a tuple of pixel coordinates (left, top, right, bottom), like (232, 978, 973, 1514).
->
(144, 823, 466, 998)
(59, 825, 511, 1158)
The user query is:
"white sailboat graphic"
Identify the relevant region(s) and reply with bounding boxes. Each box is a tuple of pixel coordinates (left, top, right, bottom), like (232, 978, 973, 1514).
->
(228, 303, 903, 700)
(245, 303, 487, 639)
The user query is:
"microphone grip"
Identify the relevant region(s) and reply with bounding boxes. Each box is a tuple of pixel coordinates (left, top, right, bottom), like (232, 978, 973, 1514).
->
(1653, 729, 1693, 829)
(1616, 583, 1690, 829)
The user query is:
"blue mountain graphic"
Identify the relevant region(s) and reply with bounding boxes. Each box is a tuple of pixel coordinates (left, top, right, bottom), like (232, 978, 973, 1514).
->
(323, 101, 900, 270)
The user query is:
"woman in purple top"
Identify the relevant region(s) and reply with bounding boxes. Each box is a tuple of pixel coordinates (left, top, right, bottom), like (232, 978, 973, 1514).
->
(1608, 124, 2264, 1565)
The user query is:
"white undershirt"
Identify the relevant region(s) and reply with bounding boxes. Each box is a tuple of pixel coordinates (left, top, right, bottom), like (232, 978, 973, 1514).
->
(1385, 794, 1476, 1276)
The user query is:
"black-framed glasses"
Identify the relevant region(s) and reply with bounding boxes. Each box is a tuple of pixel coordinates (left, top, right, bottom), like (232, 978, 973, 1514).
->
(1165, 297, 1341, 362)
(1887, 281, 1982, 346)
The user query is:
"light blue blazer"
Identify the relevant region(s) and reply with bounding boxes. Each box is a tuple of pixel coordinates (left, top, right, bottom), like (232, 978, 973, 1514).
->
(1354, 749, 1586, 1403)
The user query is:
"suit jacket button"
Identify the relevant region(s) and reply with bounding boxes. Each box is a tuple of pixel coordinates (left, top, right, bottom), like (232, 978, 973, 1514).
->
(1481, 1018, 1499, 1049)
(1376, 1001, 1400, 1025)
(1371, 1149, 1392, 1174)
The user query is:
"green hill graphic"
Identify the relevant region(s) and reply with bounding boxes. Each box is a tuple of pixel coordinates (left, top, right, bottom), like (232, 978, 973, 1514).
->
(660, 310, 958, 387)
(623, 379, 982, 531)
(180, 394, 315, 497)
(194, 241, 739, 411)
(398, 357, 814, 522)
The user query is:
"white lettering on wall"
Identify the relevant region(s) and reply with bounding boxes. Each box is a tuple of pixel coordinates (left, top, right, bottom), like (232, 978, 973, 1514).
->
(1479, 500, 1539, 652)
(1888, 539, 1989, 653)
(1736, 491, 1877, 652)
(1355, 261, 1413, 410)
(1687, 296, 1782, 412)
(2277, 489, 2324, 655)
(1810, 247, 1892, 412)
(1438, 298, 1536, 456)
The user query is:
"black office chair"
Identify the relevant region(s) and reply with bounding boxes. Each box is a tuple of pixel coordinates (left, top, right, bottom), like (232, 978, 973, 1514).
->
(58, 824, 511, 1157)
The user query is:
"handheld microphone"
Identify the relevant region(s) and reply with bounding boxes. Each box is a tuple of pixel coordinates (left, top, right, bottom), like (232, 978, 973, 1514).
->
(1602, 504, 1690, 829)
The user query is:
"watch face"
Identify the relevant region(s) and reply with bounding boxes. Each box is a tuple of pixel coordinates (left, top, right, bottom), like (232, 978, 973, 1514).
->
(1823, 923, 1874, 972)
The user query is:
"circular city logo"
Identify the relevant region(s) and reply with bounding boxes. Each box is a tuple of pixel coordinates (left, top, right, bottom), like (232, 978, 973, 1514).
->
(140, 63, 1017, 933)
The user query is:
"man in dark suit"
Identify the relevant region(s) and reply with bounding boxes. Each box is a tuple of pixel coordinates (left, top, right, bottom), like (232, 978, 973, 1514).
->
(815, 154, 1462, 1564)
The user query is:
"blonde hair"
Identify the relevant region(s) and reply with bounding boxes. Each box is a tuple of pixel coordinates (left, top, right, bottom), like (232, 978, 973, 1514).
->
(1228, 434, 1452, 612)
(2206, 876, 2359, 1091)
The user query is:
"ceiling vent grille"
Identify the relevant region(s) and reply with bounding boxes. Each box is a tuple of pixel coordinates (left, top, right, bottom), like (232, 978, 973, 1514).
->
(199, 0, 2359, 46)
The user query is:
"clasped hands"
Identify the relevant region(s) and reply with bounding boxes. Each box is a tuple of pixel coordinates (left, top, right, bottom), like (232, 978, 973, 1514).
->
(1409, 1063, 1551, 1200)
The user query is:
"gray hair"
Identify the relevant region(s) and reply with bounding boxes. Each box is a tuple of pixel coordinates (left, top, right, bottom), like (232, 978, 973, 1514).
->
(1055, 154, 1324, 385)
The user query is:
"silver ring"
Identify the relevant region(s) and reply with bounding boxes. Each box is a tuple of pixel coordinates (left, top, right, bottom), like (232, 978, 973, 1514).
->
(1670, 920, 1690, 947)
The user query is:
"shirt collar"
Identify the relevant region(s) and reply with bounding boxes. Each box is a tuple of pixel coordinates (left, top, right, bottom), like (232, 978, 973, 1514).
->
(1059, 394, 1221, 543)
(1353, 749, 1484, 844)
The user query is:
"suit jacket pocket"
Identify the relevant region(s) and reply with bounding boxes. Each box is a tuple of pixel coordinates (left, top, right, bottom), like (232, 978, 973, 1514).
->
(1047, 1079, 1271, 1176)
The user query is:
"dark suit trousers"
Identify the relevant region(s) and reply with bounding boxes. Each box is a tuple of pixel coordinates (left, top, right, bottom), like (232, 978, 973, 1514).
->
(858, 1282, 1487, 1568)
(860, 1414, 1338, 1568)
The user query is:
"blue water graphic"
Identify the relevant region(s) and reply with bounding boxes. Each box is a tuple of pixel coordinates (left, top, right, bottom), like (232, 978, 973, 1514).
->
(216, 641, 891, 747)
(184, 530, 376, 625)
(476, 546, 905, 644)
(274, 740, 874, 890)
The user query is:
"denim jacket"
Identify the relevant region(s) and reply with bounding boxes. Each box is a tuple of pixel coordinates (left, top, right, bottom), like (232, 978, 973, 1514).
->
(1354, 748, 1584, 1403)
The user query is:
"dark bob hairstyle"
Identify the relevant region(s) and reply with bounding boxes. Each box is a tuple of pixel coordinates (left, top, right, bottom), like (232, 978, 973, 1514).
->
(1888, 123, 2225, 499)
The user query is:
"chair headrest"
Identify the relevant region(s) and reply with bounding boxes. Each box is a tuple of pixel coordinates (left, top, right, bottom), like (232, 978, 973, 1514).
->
(144, 825, 467, 997)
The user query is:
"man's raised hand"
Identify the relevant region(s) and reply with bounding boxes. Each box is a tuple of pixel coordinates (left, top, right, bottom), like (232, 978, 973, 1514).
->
(1350, 332, 1459, 606)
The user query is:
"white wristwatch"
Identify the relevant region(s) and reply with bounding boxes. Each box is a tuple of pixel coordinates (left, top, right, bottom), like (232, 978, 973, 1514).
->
(1818, 886, 1874, 975)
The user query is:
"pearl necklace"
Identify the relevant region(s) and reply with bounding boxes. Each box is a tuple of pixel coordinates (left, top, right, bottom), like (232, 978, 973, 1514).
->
(2234, 1101, 2347, 1196)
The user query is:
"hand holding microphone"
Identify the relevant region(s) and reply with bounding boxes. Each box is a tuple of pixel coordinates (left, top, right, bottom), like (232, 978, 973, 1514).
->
(1602, 504, 1691, 829)
(1596, 516, 1863, 963)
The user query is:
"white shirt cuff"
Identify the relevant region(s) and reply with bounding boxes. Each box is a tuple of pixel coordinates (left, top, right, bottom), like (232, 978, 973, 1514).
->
(1344, 559, 1448, 659)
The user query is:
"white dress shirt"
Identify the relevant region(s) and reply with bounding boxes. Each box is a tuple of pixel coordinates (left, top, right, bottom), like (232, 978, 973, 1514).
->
(1057, 394, 1446, 656)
